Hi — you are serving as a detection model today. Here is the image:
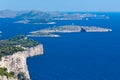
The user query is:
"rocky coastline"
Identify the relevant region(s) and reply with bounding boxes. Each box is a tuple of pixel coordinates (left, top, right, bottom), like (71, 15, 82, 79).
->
(0, 44, 43, 80)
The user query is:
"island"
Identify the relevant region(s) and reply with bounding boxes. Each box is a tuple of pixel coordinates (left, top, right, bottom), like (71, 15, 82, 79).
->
(27, 32, 60, 37)
(28, 25, 112, 37)
(0, 35, 43, 80)
(14, 19, 56, 24)
(81, 26, 112, 32)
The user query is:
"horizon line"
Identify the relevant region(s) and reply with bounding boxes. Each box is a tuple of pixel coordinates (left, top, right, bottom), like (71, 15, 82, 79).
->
(0, 9, 120, 13)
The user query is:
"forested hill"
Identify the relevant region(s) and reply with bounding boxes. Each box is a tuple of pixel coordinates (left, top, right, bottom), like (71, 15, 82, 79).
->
(0, 35, 39, 59)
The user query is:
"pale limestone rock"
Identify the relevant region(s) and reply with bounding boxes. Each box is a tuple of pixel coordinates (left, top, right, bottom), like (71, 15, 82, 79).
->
(0, 76, 17, 80)
(0, 44, 43, 80)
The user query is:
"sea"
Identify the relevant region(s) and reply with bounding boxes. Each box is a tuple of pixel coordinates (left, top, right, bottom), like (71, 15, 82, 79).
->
(0, 12, 120, 80)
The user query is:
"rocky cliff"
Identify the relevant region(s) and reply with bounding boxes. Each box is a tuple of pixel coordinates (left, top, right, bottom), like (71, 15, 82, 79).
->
(0, 44, 43, 80)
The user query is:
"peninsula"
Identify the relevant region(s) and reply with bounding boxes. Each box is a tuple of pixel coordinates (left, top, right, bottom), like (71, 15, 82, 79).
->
(28, 25, 112, 37)
(0, 35, 43, 80)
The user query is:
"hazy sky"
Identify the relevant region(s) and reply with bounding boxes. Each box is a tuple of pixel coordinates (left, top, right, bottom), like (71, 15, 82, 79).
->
(0, 0, 120, 12)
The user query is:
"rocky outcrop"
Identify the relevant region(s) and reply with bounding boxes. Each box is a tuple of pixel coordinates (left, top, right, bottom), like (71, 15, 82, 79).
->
(0, 44, 43, 80)
(0, 76, 16, 80)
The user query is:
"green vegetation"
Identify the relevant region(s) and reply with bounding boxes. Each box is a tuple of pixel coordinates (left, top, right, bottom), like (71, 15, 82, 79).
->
(0, 35, 39, 59)
(0, 67, 15, 78)
(7, 35, 39, 47)
(0, 46, 24, 59)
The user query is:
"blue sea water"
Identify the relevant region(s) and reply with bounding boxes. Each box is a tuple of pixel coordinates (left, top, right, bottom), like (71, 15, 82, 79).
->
(0, 12, 120, 80)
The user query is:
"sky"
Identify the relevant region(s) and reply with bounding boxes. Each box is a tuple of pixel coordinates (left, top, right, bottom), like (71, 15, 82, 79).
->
(0, 0, 120, 12)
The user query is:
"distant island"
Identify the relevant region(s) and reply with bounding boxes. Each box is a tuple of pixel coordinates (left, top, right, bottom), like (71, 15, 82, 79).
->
(0, 10, 109, 20)
(0, 35, 43, 80)
(14, 19, 56, 24)
(28, 25, 112, 37)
